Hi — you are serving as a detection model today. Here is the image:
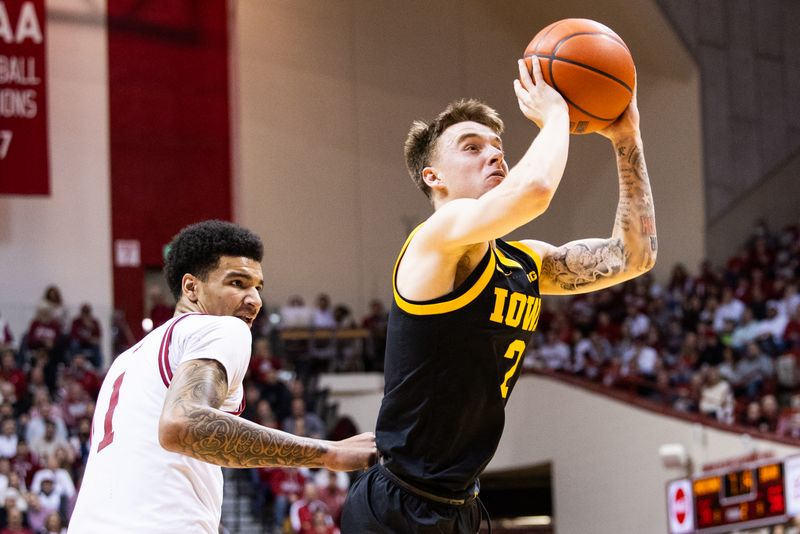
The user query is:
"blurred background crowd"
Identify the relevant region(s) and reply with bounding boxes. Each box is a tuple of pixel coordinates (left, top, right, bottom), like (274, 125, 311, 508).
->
(524, 218, 800, 441)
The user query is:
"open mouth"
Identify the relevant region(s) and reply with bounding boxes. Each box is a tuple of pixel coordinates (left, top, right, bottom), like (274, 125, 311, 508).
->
(236, 315, 254, 327)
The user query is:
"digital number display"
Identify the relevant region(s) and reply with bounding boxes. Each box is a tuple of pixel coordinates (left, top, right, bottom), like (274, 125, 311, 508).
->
(759, 464, 781, 484)
(694, 463, 786, 530)
(723, 469, 754, 499)
(693, 477, 720, 496)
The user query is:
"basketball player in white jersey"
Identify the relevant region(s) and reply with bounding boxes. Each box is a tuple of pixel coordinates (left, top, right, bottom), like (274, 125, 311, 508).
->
(69, 220, 376, 533)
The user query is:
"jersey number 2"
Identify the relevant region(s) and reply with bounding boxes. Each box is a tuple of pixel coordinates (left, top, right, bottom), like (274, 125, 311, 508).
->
(500, 340, 526, 398)
(97, 372, 125, 452)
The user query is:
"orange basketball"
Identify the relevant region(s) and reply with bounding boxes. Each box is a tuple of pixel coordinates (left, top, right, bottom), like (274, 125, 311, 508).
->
(524, 18, 635, 134)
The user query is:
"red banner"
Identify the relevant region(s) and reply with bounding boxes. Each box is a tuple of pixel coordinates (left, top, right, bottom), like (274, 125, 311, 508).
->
(0, 0, 49, 195)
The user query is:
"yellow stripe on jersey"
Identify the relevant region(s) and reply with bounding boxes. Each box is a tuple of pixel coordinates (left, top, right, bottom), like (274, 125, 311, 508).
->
(506, 241, 543, 273)
(494, 247, 523, 270)
(393, 224, 497, 316)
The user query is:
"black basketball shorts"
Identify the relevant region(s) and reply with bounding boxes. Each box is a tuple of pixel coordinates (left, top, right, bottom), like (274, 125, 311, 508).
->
(340, 464, 481, 534)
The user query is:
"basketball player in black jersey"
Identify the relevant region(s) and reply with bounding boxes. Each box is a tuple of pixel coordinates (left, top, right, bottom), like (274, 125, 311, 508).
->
(341, 58, 657, 533)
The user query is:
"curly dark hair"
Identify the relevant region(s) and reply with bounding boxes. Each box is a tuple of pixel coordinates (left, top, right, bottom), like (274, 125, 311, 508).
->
(164, 220, 264, 301)
(404, 99, 504, 199)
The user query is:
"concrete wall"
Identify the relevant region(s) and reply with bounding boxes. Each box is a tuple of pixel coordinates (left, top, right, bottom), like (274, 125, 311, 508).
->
(232, 0, 704, 317)
(0, 0, 112, 355)
(707, 148, 800, 262)
(658, 0, 800, 264)
(323, 373, 800, 534)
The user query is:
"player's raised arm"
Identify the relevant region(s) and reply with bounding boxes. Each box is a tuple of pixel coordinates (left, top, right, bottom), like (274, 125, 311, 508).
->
(525, 88, 657, 295)
(158, 359, 376, 471)
(413, 58, 570, 254)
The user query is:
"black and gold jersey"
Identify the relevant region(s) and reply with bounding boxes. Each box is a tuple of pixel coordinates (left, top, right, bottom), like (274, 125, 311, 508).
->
(376, 225, 543, 497)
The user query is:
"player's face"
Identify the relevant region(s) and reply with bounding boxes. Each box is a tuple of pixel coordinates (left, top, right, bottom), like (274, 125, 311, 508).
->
(428, 121, 507, 201)
(196, 255, 263, 328)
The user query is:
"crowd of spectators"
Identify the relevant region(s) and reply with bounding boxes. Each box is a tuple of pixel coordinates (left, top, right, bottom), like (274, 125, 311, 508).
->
(0, 285, 103, 533)
(524, 219, 800, 440)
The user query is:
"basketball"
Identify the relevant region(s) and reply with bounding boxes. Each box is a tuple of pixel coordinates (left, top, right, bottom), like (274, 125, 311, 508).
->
(524, 18, 635, 134)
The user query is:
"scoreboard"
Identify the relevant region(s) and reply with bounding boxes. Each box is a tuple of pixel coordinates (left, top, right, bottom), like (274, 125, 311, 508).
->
(667, 455, 800, 533)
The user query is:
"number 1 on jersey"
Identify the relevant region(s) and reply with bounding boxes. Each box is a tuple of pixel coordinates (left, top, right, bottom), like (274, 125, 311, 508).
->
(500, 339, 526, 398)
(97, 372, 125, 452)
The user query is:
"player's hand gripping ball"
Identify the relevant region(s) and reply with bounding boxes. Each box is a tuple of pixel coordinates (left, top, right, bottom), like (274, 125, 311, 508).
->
(524, 18, 635, 134)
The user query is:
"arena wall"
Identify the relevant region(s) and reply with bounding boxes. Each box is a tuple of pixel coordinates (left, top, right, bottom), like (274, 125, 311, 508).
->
(706, 148, 800, 263)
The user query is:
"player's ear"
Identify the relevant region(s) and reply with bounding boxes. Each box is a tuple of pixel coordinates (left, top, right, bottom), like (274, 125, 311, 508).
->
(182, 274, 200, 303)
(422, 166, 441, 189)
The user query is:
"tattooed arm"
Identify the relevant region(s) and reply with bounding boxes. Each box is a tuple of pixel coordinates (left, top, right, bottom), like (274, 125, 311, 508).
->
(523, 89, 657, 295)
(158, 359, 376, 470)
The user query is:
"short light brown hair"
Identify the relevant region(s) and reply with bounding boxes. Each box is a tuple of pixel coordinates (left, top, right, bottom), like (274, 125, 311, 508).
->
(404, 99, 504, 198)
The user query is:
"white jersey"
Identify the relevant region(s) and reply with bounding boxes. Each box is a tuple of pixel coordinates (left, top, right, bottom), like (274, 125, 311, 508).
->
(68, 313, 251, 534)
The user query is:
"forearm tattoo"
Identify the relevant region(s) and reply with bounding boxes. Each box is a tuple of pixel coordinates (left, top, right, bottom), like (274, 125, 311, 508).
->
(542, 239, 626, 290)
(541, 139, 656, 292)
(614, 141, 657, 268)
(164, 360, 327, 468)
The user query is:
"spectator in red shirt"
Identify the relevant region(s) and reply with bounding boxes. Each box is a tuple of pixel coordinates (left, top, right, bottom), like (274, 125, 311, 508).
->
(68, 304, 102, 368)
(26, 308, 59, 355)
(268, 467, 306, 532)
(39, 287, 67, 333)
(0, 506, 32, 534)
(309, 509, 339, 534)
(62, 353, 100, 400)
(315, 470, 347, 526)
(0, 352, 26, 404)
(290, 482, 330, 534)
(247, 338, 281, 385)
(59, 379, 92, 430)
(10, 441, 39, 490)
